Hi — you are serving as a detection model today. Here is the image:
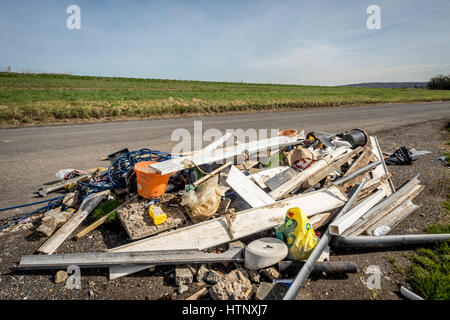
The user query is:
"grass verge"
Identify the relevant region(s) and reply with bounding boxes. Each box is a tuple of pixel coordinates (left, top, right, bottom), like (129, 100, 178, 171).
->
(2, 72, 450, 126)
(405, 128, 450, 300)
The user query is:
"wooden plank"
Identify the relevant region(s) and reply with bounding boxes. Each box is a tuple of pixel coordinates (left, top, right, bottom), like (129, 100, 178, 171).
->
(192, 162, 231, 187)
(329, 189, 386, 235)
(309, 212, 333, 229)
(370, 136, 395, 196)
(17, 247, 243, 269)
(37, 191, 109, 254)
(269, 147, 350, 200)
(366, 200, 419, 236)
(226, 165, 275, 208)
(108, 186, 348, 279)
(338, 146, 374, 193)
(186, 287, 209, 300)
(346, 184, 423, 236)
(76, 195, 137, 239)
(174, 132, 234, 156)
(357, 173, 392, 201)
(151, 136, 297, 175)
(305, 146, 363, 188)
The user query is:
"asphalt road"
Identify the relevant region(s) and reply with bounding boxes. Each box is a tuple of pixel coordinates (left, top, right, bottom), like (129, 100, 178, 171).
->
(1, 102, 449, 220)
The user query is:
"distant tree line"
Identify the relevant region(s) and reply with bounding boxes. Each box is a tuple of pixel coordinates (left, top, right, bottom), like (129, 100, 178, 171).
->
(428, 74, 450, 90)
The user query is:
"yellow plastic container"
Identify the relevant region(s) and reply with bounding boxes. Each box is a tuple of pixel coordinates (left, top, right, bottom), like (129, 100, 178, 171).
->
(147, 200, 167, 225)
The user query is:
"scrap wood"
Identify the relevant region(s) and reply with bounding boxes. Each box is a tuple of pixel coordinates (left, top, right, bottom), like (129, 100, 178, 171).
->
(186, 287, 209, 300)
(174, 132, 235, 156)
(226, 165, 275, 208)
(338, 146, 376, 193)
(37, 190, 110, 254)
(329, 189, 386, 235)
(76, 195, 137, 239)
(347, 184, 423, 236)
(356, 173, 392, 201)
(192, 161, 232, 187)
(150, 135, 298, 175)
(370, 136, 396, 196)
(14, 247, 244, 270)
(308, 212, 334, 229)
(304, 146, 363, 188)
(108, 186, 348, 279)
(365, 200, 420, 236)
(269, 146, 350, 200)
(342, 175, 422, 236)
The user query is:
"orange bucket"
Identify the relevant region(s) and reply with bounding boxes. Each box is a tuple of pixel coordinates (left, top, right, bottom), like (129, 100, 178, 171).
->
(134, 161, 171, 199)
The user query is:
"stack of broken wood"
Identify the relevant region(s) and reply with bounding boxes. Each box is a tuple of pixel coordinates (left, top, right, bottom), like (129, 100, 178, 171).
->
(11, 128, 444, 301)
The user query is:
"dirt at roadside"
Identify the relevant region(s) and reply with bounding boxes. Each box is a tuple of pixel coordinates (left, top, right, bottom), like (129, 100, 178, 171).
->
(0, 119, 448, 300)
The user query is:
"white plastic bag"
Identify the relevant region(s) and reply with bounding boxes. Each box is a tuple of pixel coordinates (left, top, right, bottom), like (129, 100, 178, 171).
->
(181, 175, 225, 223)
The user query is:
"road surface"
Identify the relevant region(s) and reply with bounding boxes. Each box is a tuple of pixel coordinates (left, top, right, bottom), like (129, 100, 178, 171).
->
(1, 102, 449, 220)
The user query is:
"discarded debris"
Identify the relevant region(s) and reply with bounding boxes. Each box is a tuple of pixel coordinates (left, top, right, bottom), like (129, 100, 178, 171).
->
(54, 270, 68, 284)
(6, 127, 439, 301)
(209, 268, 252, 300)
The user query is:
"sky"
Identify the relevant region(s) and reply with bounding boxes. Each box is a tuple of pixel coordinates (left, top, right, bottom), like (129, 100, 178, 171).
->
(0, 0, 449, 85)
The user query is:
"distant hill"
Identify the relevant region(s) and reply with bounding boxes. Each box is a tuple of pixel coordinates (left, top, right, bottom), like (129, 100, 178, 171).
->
(341, 82, 428, 89)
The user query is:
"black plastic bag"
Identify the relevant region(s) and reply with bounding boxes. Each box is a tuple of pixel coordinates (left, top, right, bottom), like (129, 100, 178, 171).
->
(385, 146, 413, 165)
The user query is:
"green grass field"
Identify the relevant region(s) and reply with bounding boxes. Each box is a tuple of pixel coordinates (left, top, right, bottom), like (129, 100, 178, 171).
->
(1, 72, 450, 126)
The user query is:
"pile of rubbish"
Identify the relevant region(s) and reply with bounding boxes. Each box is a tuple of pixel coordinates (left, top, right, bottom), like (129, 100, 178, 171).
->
(5, 128, 450, 300)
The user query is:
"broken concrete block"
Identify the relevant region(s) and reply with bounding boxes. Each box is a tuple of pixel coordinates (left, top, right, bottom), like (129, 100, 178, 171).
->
(205, 270, 222, 284)
(62, 192, 78, 208)
(261, 267, 282, 280)
(54, 270, 68, 284)
(175, 266, 193, 285)
(196, 264, 209, 282)
(255, 282, 274, 300)
(210, 268, 252, 300)
(178, 284, 188, 294)
(37, 208, 73, 237)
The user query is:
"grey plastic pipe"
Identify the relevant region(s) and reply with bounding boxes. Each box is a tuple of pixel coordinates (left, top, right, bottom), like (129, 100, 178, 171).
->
(283, 177, 367, 300)
(331, 234, 450, 249)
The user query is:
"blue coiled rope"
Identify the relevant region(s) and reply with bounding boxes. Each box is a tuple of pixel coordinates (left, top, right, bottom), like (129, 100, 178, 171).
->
(107, 148, 173, 187)
(0, 195, 65, 230)
(74, 148, 174, 201)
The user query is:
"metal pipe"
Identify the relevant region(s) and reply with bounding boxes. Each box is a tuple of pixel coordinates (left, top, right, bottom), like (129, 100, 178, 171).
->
(330, 234, 450, 249)
(278, 261, 358, 275)
(331, 160, 381, 186)
(283, 177, 367, 300)
(400, 286, 424, 300)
